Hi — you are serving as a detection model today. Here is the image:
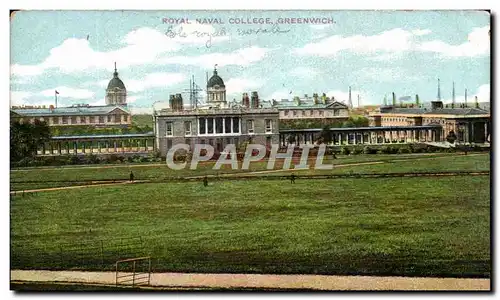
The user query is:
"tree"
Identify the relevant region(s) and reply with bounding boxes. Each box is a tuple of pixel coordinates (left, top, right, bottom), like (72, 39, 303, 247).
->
(320, 125, 332, 144)
(10, 120, 51, 163)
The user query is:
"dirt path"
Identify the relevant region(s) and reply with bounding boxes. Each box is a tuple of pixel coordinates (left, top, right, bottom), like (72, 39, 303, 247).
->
(10, 270, 489, 291)
(10, 153, 487, 194)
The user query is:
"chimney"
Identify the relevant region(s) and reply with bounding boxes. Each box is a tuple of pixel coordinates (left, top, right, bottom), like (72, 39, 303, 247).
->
(431, 100, 443, 110)
(242, 93, 250, 108)
(251, 91, 259, 108)
(475, 96, 479, 108)
(415, 94, 420, 106)
(321, 93, 327, 104)
(294, 96, 300, 106)
(176, 93, 184, 110)
(169, 95, 175, 110)
(313, 93, 319, 105)
(392, 92, 396, 106)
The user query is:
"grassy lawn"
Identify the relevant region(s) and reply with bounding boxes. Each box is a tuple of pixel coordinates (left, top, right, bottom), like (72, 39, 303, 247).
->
(132, 115, 153, 127)
(10, 153, 466, 191)
(11, 175, 490, 278)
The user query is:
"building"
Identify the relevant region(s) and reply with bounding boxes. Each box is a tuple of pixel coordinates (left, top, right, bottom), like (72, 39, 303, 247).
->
(105, 62, 127, 105)
(368, 100, 490, 144)
(10, 104, 132, 127)
(154, 67, 280, 156)
(274, 93, 349, 123)
(10, 62, 132, 127)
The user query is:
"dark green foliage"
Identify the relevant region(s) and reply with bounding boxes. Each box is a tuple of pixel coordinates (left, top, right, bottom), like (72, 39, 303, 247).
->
(10, 120, 51, 163)
(340, 147, 350, 155)
(446, 131, 457, 144)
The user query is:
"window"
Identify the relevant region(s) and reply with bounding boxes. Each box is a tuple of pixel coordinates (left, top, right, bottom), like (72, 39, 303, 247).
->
(265, 119, 272, 133)
(293, 111, 298, 116)
(301, 110, 305, 116)
(319, 111, 324, 117)
(284, 110, 289, 116)
(62, 117, 68, 124)
(71, 116, 77, 124)
(107, 115, 112, 122)
(80, 116, 86, 124)
(185, 121, 192, 136)
(99, 116, 105, 123)
(334, 109, 339, 116)
(215, 117, 223, 134)
(224, 117, 232, 133)
(166, 122, 173, 136)
(199, 118, 206, 134)
(232, 117, 240, 133)
(207, 117, 214, 134)
(247, 120, 255, 134)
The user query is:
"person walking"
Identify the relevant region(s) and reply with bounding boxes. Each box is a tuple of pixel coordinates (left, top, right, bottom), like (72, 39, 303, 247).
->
(129, 171, 135, 182)
(290, 173, 296, 184)
(203, 176, 208, 187)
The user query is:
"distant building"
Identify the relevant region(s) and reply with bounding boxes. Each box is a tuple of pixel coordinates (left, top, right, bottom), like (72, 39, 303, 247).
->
(105, 62, 127, 106)
(274, 93, 349, 122)
(10, 105, 132, 127)
(153, 67, 279, 156)
(369, 100, 490, 144)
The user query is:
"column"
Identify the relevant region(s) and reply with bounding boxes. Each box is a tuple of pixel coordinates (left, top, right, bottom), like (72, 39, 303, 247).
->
(222, 118, 226, 134)
(58, 142, 62, 155)
(114, 141, 117, 152)
(338, 133, 342, 145)
(470, 121, 475, 143)
(389, 131, 393, 143)
(82, 142, 85, 154)
(213, 118, 216, 134)
(485, 122, 488, 142)
(230, 118, 233, 134)
(67, 142, 70, 154)
(89, 142, 93, 154)
(73, 142, 77, 154)
(205, 118, 208, 134)
(98, 142, 101, 153)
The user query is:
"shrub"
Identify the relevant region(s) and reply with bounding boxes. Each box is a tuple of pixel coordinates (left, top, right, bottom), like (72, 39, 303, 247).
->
(398, 147, 411, 154)
(340, 147, 350, 155)
(363, 146, 376, 154)
(352, 147, 363, 155)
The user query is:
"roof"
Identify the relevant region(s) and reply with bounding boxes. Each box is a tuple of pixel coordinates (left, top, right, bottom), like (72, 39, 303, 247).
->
(51, 132, 155, 140)
(378, 107, 489, 116)
(275, 100, 348, 110)
(207, 69, 225, 88)
(11, 105, 130, 117)
(280, 125, 442, 133)
(107, 68, 126, 90)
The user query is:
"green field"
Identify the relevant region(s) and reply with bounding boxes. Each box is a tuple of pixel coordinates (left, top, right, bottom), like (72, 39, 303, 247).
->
(10, 153, 488, 191)
(10, 154, 490, 278)
(132, 114, 153, 127)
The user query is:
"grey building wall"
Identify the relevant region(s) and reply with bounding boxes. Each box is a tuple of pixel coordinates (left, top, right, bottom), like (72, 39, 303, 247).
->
(154, 110, 279, 157)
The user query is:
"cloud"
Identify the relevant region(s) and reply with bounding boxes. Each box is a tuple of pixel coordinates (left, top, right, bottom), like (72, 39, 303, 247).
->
(325, 89, 364, 104)
(10, 91, 33, 106)
(295, 26, 489, 58)
(264, 89, 293, 101)
(412, 29, 432, 36)
(160, 46, 269, 69)
(289, 67, 320, 78)
(295, 28, 415, 57)
(127, 96, 141, 103)
(225, 78, 263, 97)
(310, 24, 333, 30)
(40, 87, 95, 99)
(442, 83, 490, 104)
(417, 26, 490, 57)
(355, 67, 418, 82)
(126, 72, 186, 93)
(11, 25, 228, 76)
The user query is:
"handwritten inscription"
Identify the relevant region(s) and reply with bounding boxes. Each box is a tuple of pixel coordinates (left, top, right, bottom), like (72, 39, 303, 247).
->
(165, 24, 292, 48)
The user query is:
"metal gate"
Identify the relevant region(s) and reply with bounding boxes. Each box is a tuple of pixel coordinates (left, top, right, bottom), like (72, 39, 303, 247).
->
(115, 256, 151, 287)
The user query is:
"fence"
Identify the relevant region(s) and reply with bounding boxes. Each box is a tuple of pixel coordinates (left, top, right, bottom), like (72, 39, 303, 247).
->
(115, 257, 151, 287)
(11, 236, 146, 271)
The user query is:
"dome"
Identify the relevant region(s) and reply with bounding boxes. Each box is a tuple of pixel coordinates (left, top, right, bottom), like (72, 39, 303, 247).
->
(107, 63, 126, 90)
(207, 69, 225, 88)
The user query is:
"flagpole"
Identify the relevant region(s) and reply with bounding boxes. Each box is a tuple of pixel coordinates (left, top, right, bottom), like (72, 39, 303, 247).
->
(55, 91, 58, 108)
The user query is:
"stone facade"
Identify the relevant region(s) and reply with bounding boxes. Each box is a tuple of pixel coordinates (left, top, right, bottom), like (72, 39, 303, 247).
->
(368, 103, 491, 144)
(154, 108, 280, 156)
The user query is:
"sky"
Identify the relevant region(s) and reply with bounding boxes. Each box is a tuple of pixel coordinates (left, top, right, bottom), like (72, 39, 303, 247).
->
(10, 10, 490, 113)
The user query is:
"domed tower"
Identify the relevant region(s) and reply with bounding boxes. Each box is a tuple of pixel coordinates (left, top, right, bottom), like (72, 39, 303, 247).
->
(105, 62, 127, 106)
(206, 65, 227, 108)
